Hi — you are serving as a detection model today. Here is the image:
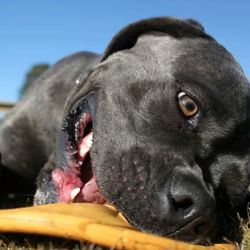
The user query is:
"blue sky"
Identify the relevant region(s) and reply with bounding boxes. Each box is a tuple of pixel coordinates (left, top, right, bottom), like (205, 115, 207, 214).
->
(0, 1, 250, 102)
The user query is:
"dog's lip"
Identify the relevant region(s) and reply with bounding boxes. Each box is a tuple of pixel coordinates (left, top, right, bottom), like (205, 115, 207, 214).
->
(167, 215, 215, 243)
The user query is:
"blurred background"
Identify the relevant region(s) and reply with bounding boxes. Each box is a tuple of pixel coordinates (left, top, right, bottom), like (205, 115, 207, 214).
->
(0, 0, 250, 104)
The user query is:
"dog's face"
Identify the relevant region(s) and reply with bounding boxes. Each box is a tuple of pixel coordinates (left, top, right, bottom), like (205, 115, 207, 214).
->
(48, 18, 250, 242)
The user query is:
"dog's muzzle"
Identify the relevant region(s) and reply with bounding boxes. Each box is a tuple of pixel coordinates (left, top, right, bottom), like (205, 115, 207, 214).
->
(153, 166, 217, 242)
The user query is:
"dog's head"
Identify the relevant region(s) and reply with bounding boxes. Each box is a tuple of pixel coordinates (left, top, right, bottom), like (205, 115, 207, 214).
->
(54, 17, 250, 242)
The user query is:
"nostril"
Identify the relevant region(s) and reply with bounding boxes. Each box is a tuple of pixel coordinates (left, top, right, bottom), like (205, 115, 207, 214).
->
(168, 175, 216, 240)
(172, 196, 193, 211)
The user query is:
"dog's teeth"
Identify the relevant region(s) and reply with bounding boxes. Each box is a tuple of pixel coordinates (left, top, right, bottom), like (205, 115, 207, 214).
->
(70, 188, 80, 201)
(79, 132, 93, 158)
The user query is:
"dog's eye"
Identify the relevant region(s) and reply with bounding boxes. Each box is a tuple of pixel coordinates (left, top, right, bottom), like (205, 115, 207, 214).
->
(177, 92, 198, 118)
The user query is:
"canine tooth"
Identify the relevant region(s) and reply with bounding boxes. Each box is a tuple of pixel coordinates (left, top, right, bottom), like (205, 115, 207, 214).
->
(70, 188, 80, 201)
(79, 132, 93, 158)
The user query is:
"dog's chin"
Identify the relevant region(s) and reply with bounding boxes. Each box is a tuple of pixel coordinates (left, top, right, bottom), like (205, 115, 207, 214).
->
(167, 222, 217, 245)
(129, 213, 217, 245)
(52, 97, 106, 204)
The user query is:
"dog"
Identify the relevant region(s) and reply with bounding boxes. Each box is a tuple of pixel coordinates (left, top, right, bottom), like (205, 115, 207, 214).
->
(1, 17, 250, 243)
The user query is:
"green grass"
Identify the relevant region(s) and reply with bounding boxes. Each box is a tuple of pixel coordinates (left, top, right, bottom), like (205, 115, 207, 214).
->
(0, 234, 107, 250)
(240, 215, 250, 250)
(0, 234, 108, 250)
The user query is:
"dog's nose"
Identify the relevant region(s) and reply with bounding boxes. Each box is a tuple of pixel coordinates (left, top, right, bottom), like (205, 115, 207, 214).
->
(168, 173, 216, 239)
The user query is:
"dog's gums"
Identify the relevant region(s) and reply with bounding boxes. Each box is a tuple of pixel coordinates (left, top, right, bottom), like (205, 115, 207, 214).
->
(52, 109, 106, 204)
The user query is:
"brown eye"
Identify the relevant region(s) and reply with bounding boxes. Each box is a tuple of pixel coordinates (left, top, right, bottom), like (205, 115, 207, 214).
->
(177, 92, 198, 118)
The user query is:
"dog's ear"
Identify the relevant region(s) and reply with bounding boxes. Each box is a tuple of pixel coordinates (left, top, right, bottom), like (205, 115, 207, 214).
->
(185, 19, 205, 31)
(101, 17, 212, 61)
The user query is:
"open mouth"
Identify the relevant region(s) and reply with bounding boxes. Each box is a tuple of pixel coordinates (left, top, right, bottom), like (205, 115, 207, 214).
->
(52, 95, 106, 204)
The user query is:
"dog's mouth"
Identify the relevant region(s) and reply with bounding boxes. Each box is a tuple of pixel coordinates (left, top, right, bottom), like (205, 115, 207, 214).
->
(52, 95, 106, 204)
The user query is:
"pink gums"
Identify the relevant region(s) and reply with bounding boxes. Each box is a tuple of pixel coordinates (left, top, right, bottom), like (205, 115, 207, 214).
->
(52, 169, 82, 202)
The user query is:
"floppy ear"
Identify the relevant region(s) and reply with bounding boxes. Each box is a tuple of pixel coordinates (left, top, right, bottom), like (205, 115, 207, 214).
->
(101, 17, 212, 61)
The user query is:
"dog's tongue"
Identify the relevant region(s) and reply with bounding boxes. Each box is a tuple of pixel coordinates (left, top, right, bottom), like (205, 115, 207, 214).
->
(80, 177, 105, 203)
(52, 132, 106, 204)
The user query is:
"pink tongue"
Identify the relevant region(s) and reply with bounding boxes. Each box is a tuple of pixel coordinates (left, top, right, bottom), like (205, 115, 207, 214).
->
(52, 131, 106, 204)
(80, 177, 106, 204)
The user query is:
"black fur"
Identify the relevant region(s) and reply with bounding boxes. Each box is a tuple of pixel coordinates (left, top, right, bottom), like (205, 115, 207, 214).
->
(1, 17, 250, 243)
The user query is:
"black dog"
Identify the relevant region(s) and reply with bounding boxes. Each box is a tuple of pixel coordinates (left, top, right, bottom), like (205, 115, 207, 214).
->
(1, 17, 250, 243)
